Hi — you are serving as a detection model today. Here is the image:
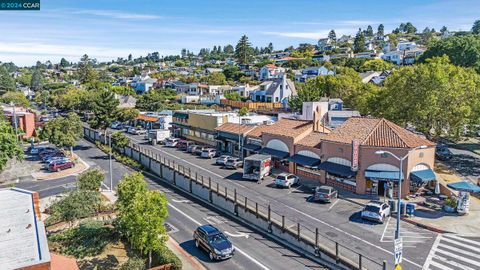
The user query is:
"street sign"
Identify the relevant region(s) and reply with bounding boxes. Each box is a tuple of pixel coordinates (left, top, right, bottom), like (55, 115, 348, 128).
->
(394, 238, 403, 264)
(394, 264, 402, 270)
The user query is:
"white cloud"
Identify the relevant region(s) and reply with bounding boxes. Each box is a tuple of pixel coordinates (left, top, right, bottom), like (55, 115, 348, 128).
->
(260, 31, 329, 40)
(71, 9, 162, 20)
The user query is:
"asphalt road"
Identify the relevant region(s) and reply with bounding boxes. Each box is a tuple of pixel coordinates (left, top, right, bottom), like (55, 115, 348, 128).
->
(15, 139, 328, 270)
(123, 133, 438, 269)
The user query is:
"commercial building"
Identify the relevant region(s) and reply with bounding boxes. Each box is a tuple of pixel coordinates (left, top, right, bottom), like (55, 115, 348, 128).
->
(2, 104, 36, 139)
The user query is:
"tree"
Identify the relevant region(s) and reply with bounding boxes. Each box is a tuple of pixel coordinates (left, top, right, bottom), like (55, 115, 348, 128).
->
(267, 42, 274, 53)
(41, 112, 83, 154)
(48, 190, 102, 223)
(89, 90, 119, 137)
(235, 35, 254, 64)
(223, 65, 242, 81)
(78, 54, 98, 84)
(1, 91, 30, 108)
(55, 88, 95, 112)
(223, 44, 234, 54)
(117, 172, 147, 211)
(328, 30, 336, 42)
(224, 91, 241, 101)
(0, 116, 23, 171)
(239, 107, 248, 116)
(116, 108, 140, 123)
(205, 72, 227, 85)
(418, 35, 480, 72)
(60, 58, 70, 68)
(30, 68, 43, 91)
(365, 25, 374, 37)
(0, 66, 15, 95)
(404, 22, 417, 34)
(353, 30, 366, 53)
(377, 24, 385, 37)
(360, 59, 394, 72)
(135, 89, 176, 111)
(77, 168, 104, 191)
(440, 26, 448, 34)
(111, 131, 130, 149)
(472, 20, 480, 34)
(399, 23, 406, 33)
(373, 56, 480, 139)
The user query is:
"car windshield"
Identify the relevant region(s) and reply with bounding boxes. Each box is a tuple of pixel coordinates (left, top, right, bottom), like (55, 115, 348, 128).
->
(316, 187, 330, 194)
(209, 233, 228, 245)
(277, 175, 286, 180)
(365, 205, 381, 213)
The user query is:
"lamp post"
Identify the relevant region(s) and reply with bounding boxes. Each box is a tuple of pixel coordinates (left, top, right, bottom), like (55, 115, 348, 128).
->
(10, 102, 18, 142)
(375, 145, 427, 266)
(108, 132, 113, 191)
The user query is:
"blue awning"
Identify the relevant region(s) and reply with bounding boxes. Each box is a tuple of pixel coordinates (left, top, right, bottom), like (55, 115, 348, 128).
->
(365, 170, 404, 181)
(317, 161, 356, 178)
(260, 147, 289, 159)
(447, 181, 480, 193)
(288, 154, 321, 167)
(243, 144, 262, 152)
(410, 169, 436, 183)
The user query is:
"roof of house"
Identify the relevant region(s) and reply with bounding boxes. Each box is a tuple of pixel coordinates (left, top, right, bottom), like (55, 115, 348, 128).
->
(296, 132, 328, 148)
(323, 117, 435, 148)
(264, 77, 297, 96)
(262, 118, 313, 139)
(215, 123, 257, 135)
(0, 188, 51, 269)
(50, 253, 79, 270)
(246, 124, 272, 138)
(264, 64, 278, 69)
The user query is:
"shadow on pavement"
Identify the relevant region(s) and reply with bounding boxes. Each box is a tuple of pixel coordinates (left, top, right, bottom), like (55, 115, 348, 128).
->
(179, 240, 218, 263)
(348, 211, 383, 226)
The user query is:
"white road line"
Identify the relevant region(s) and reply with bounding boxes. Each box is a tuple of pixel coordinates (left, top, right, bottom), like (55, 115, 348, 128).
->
(131, 136, 423, 268)
(327, 199, 340, 211)
(428, 260, 455, 270)
(438, 243, 479, 259)
(443, 234, 480, 248)
(167, 202, 270, 270)
(433, 254, 477, 270)
(440, 236, 480, 253)
(423, 234, 442, 270)
(380, 216, 391, 242)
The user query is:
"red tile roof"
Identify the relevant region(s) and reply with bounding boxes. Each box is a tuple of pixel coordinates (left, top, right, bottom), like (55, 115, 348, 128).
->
(137, 114, 158, 122)
(324, 117, 435, 148)
(297, 132, 328, 148)
(262, 118, 313, 139)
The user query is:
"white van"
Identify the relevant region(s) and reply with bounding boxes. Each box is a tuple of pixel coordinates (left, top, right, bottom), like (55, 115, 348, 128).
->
(165, 138, 180, 147)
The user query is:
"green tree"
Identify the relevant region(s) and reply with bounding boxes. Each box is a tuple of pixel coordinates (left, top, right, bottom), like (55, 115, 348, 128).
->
(48, 190, 102, 223)
(135, 89, 176, 111)
(360, 59, 394, 72)
(41, 112, 83, 154)
(55, 88, 95, 112)
(328, 30, 336, 42)
(235, 35, 254, 64)
(111, 131, 130, 149)
(267, 42, 274, 53)
(117, 172, 148, 211)
(1, 91, 30, 108)
(119, 190, 168, 267)
(377, 24, 385, 36)
(205, 72, 227, 85)
(223, 44, 234, 54)
(223, 65, 242, 81)
(365, 25, 374, 37)
(89, 90, 119, 137)
(472, 20, 480, 34)
(60, 58, 70, 68)
(77, 168, 104, 191)
(0, 116, 23, 171)
(440, 26, 448, 34)
(353, 30, 366, 53)
(0, 66, 15, 95)
(418, 35, 480, 72)
(404, 22, 417, 34)
(78, 54, 98, 84)
(373, 56, 480, 139)
(224, 91, 241, 101)
(116, 108, 140, 123)
(30, 68, 43, 91)
(239, 107, 248, 116)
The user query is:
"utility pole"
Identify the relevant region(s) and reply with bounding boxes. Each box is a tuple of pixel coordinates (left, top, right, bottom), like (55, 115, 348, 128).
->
(10, 102, 18, 142)
(108, 132, 113, 191)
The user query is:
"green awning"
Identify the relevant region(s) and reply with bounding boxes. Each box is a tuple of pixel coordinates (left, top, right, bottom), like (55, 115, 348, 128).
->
(288, 154, 321, 167)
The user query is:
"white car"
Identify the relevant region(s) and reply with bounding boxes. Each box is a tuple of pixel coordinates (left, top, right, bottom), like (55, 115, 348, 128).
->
(216, 155, 231, 165)
(165, 138, 180, 147)
(274, 173, 299, 188)
(201, 148, 217, 158)
(361, 201, 391, 223)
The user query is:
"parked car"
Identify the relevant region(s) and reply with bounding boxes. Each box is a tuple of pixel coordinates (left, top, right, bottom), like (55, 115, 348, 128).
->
(44, 156, 70, 164)
(165, 138, 180, 147)
(187, 144, 199, 153)
(216, 155, 231, 165)
(110, 121, 124, 130)
(361, 201, 391, 223)
(178, 140, 195, 150)
(41, 151, 66, 162)
(194, 146, 208, 156)
(313, 186, 338, 203)
(48, 160, 75, 172)
(225, 157, 243, 169)
(274, 173, 299, 188)
(193, 224, 235, 261)
(201, 148, 217, 158)
(30, 146, 55, 155)
(39, 148, 57, 158)
(128, 127, 147, 135)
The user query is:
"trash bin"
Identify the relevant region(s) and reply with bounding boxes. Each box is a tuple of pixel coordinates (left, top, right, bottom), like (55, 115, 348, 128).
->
(406, 203, 415, 216)
(152, 139, 157, 146)
(389, 199, 397, 213)
(399, 201, 407, 216)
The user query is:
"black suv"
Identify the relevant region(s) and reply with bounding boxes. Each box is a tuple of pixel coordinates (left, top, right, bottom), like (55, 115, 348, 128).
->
(193, 224, 235, 261)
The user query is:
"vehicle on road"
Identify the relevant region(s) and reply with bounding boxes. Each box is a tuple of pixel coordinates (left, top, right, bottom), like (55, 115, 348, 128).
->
(225, 157, 243, 169)
(275, 173, 299, 188)
(110, 121, 124, 130)
(313, 186, 338, 203)
(194, 146, 208, 156)
(178, 140, 195, 150)
(242, 154, 271, 181)
(201, 148, 217, 158)
(165, 138, 180, 147)
(216, 155, 231, 165)
(193, 224, 235, 261)
(128, 127, 147, 135)
(361, 201, 391, 223)
(48, 160, 75, 172)
(41, 151, 66, 162)
(147, 129, 170, 144)
(187, 144, 199, 153)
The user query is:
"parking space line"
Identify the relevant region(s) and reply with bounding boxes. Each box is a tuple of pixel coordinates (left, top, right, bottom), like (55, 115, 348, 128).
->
(327, 199, 340, 211)
(380, 216, 391, 242)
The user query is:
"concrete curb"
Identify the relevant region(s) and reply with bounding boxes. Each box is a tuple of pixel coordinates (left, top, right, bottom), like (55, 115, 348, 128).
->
(166, 237, 207, 270)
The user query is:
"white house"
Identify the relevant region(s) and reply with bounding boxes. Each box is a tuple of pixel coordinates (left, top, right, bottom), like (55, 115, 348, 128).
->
(208, 85, 232, 96)
(250, 74, 296, 107)
(231, 84, 259, 97)
(397, 42, 417, 51)
(259, 64, 286, 81)
(317, 37, 335, 51)
(296, 66, 334, 82)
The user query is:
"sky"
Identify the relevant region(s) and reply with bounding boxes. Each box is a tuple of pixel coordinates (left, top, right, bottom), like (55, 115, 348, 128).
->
(0, 0, 478, 66)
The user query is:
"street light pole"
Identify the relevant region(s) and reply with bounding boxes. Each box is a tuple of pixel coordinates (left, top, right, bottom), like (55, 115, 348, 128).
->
(238, 115, 242, 159)
(108, 132, 113, 191)
(10, 102, 18, 142)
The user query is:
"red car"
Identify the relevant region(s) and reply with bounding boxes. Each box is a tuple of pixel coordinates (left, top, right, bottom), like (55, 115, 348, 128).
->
(48, 160, 74, 172)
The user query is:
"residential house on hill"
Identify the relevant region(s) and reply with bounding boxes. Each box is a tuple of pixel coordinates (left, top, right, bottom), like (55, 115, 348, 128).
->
(259, 64, 286, 81)
(250, 74, 297, 107)
(317, 37, 336, 51)
(295, 66, 334, 82)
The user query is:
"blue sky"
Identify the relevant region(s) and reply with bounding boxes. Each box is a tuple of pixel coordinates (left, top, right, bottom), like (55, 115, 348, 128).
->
(0, 0, 478, 66)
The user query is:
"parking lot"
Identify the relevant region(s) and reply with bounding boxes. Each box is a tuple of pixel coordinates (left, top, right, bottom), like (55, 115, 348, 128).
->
(123, 133, 438, 268)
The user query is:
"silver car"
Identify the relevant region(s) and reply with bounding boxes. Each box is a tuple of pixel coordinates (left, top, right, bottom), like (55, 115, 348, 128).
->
(361, 201, 391, 223)
(216, 155, 231, 165)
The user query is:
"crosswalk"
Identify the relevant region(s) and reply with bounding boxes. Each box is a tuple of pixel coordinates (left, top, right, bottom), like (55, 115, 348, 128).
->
(380, 217, 435, 248)
(423, 234, 480, 270)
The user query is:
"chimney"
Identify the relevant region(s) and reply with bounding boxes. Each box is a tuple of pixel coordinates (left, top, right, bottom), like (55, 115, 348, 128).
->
(280, 73, 287, 101)
(313, 105, 324, 132)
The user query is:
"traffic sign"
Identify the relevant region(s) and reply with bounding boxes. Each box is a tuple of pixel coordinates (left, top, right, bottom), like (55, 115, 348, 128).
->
(394, 238, 403, 264)
(394, 264, 402, 270)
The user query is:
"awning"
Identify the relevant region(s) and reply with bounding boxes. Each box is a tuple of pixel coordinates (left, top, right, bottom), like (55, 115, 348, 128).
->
(243, 144, 261, 152)
(410, 169, 436, 183)
(173, 113, 188, 119)
(260, 147, 289, 159)
(317, 161, 356, 178)
(365, 170, 404, 181)
(447, 181, 480, 193)
(288, 154, 321, 167)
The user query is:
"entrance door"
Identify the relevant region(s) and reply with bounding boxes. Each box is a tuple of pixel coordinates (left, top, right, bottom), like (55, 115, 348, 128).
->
(378, 180, 386, 196)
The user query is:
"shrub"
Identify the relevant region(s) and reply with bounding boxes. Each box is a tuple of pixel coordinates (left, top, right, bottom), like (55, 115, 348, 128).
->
(77, 168, 104, 191)
(46, 190, 102, 225)
(48, 220, 115, 258)
(444, 197, 457, 208)
(120, 257, 146, 270)
(152, 245, 182, 270)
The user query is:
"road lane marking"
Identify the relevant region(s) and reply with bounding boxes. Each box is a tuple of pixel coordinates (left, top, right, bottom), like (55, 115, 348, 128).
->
(167, 202, 270, 270)
(129, 136, 422, 268)
(172, 199, 189, 203)
(380, 216, 391, 242)
(225, 231, 250, 238)
(327, 199, 340, 211)
(423, 234, 441, 270)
